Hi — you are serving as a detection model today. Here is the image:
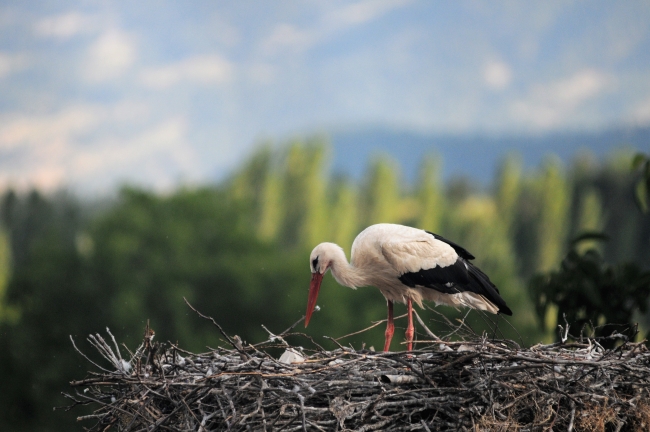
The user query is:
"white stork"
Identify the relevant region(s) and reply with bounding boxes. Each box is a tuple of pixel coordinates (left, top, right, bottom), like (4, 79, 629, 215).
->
(305, 223, 512, 351)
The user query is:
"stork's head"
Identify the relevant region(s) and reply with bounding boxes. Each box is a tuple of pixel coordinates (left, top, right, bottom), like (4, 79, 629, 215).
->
(305, 242, 343, 327)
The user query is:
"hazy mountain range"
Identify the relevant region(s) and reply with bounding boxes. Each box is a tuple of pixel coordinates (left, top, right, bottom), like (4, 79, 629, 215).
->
(328, 125, 649, 185)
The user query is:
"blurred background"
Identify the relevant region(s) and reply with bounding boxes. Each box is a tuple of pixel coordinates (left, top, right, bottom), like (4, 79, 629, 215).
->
(1, 1, 650, 430)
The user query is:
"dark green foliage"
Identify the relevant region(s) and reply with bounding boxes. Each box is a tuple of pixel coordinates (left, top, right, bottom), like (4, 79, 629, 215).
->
(0, 187, 308, 431)
(89, 186, 309, 350)
(530, 234, 650, 345)
(0, 190, 100, 430)
(633, 152, 650, 213)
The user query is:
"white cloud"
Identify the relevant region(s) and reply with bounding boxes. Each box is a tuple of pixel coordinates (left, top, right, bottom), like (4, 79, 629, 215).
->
(71, 117, 201, 193)
(261, 0, 411, 56)
(261, 24, 315, 56)
(0, 103, 151, 158)
(545, 69, 609, 105)
(72, 118, 190, 176)
(483, 61, 512, 90)
(0, 101, 155, 192)
(140, 54, 234, 89)
(511, 69, 611, 129)
(630, 97, 650, 126)
(82, 30, 137, 83)
(0, 106, 102, 152)
(325, 0, 412, 27)
(34, 11, 98, 39)
(0, 52, 29, 78)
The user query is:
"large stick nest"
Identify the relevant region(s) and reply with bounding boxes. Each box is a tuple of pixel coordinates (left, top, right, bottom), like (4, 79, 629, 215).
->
(62, 302, 650, 431)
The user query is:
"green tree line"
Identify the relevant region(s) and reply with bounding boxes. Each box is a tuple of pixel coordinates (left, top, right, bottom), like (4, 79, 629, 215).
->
(0, 139, 648, 430)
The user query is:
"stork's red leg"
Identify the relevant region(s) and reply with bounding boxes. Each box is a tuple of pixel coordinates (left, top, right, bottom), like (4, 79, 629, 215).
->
(405, 298, 414, 351)
(384, 300, 394, 352)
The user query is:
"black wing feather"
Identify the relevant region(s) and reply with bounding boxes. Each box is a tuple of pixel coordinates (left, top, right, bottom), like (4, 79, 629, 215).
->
(425, 231, 475, 260)
(398, 259, 468, 291)
(398, 254, 513, 316)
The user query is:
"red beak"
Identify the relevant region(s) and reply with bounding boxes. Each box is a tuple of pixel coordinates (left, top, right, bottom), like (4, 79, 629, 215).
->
(305, 272, 323, 327)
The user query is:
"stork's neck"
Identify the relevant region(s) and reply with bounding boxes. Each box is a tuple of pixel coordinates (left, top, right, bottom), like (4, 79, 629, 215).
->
(328, 247, 366, 289)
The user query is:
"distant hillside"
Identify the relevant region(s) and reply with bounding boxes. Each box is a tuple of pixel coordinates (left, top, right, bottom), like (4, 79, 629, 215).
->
(329, 126, 650, 185)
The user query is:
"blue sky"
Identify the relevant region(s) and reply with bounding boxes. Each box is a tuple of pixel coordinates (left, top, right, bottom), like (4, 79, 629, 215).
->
(1, 1, 649, 192)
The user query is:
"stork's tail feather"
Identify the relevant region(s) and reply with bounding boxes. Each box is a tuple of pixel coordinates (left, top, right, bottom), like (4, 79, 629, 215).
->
(466, 263, 513, 316)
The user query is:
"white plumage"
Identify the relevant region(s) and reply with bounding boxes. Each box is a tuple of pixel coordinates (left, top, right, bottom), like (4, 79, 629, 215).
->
(305, 223, 512, 352)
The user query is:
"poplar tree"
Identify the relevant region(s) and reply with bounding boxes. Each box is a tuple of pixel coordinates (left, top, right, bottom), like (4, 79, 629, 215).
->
(229, 145, 273, 211)
(0, 228, 15, 323)
(363, 156, 400, 226)
(281, 140, 329, 248)
(257, 167, 282, 242)
(416, 155, 444, 232)
(495, 154, 522, 236)
(328, 179, 359, 252)
(575, 188, 605, 254)
(535, 158, 571, 273)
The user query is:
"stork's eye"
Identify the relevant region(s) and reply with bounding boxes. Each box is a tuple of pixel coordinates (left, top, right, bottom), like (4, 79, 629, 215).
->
(311, 257, 319, 269)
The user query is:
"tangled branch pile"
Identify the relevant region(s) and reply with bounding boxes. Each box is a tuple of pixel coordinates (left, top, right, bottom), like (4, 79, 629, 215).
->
(63, 307, 650, 431)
